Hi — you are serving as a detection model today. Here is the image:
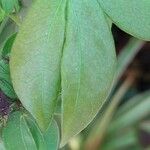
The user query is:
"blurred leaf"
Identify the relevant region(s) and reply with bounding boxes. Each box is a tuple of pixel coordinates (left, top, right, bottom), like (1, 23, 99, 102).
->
(0, 59, 17, 99)
(10, 0, 66, 130)
(114, 91, 150, 119)
(21, 0, 33, 7)
(140, 121, 150, 133)
(61, 1, 116, 146)
(117, 38, 145, 79)
(102, 129, 139, 150)
(109, 91, 150, 132)
(0, 0, 20, 13)
(0, 18, 8, 36)
(8, 14, 21, 26)
(0, 48, 2, 57)
(99, 0, 150, 40)
(17, 0, 33, 23)
(0, 139, 5, 150)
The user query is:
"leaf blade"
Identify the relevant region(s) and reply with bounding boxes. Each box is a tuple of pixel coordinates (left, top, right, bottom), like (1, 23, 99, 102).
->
(10, 0, 66, 130)
(61, 0, 116, 146)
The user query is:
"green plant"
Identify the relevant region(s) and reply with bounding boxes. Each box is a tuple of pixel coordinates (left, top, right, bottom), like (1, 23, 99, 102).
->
(0, 0, 150, 150)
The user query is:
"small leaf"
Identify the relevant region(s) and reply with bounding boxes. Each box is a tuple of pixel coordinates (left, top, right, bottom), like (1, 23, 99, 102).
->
(0, 18, 17, 48)
(0, 33, 17, 102)
(99, 0, 150, 40)
(24, 115, 46, 149)
(61, 0, 116, 146)
(20, 117, 38, 150)
(10, 0, 67, 130)
(0, 59, 17, 99)
(2, 111, 60, 150)
(2, 111, 37, 150)
(2, 33, 17, 58)
(25, 114, 60, 150)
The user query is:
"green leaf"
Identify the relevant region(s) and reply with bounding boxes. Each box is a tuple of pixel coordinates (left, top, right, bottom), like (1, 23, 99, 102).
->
(24, 116, 46, 150)
(2, 33, 17, 58)
(25, 115, 60, 150)
(44, 120, 60, 150)
(109, 91, 150, 132)
(10, 0, 67, 130)
(99, 0, 150, 40)
(2, 111, 60, 150)
(117, 38, 145, 79)
(102, 128, 138, 150)
(112, 38, 146, 88)
(2, 111, 37, 150)
(61, 1, 116, 146)
(20, 117, 38, 150)
(0, 59, 17, 99)
(0, 18, 18, 49)
(0, 0, 20, 13)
